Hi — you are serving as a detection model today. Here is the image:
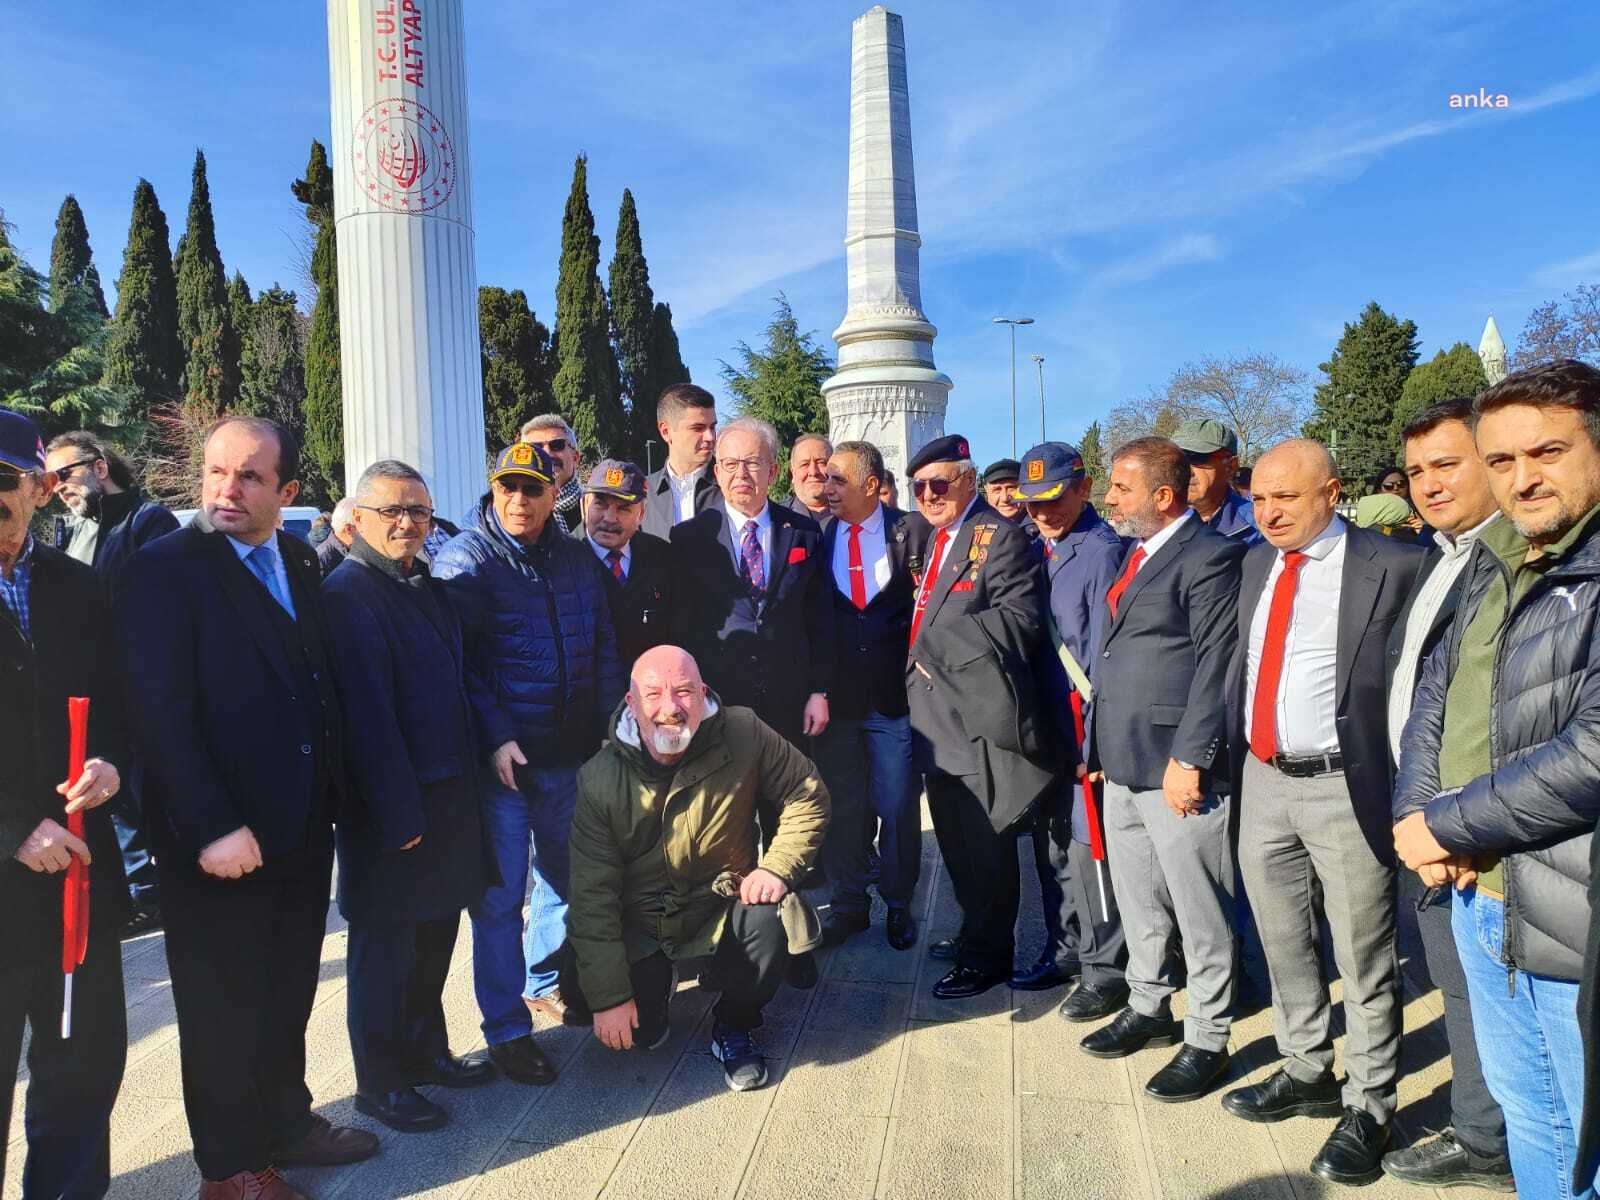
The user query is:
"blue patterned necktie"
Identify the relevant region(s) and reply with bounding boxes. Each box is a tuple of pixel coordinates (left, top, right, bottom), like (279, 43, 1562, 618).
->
(246, 543, 296, 619)
(739, 519, 766, 594)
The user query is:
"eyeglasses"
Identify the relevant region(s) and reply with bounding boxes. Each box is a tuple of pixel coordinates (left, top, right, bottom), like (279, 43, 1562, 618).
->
(495, 478, 548, 498)
(530, 438, 569, 454)
(357, 504, 434, 525)
(717, 457, 769, 477)
(911, 477, 956, 499)
(0, 468, 32, 493)
(52, 458, 98, 481)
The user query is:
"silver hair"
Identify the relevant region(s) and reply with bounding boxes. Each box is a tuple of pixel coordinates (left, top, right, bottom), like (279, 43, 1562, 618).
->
(330, 497, 356, 529)
(792, 432, 834, 457)
(351, 459, 430, 506)
(717, 415, 780, 462)
(519, 413, 578, 445)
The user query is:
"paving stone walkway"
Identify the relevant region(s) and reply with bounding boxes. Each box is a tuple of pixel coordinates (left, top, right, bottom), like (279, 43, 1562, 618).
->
(8, 808, 1509, 1199)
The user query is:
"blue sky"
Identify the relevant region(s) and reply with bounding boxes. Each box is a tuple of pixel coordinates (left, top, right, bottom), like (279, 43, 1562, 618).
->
(3, 1, 1597, 470)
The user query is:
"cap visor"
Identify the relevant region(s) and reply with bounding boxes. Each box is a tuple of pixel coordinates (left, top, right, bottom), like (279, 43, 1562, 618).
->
(1014, 481, 1065, 501)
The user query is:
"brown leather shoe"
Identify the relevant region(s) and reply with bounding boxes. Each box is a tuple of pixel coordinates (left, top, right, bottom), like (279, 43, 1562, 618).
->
(198, 1167, 307, 1200)
(275, 1114, 380, 1167)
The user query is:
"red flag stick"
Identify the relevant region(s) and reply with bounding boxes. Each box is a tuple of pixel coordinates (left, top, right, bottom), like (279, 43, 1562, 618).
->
(61, 696, 90, 1039)
(1069, 692, 1110, 924)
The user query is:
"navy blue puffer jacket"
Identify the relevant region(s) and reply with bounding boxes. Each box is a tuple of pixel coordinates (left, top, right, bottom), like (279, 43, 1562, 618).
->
(433, 496, 623, 764)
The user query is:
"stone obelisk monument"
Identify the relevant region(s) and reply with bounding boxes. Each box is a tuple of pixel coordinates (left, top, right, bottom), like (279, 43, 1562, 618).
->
(327, 0, 485, 519)
(1479, 314, 1508, 385)
(821, 6, 951, 485)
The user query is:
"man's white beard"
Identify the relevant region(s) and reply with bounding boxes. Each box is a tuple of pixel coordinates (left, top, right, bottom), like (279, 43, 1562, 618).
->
(651, 722, 695, 755)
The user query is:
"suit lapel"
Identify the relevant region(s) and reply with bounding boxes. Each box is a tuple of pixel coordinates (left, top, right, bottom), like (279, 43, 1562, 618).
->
(208, 532, 297, 693)
(923, 512, 980, 628)
(765, 508, 796, 600)
(1238, 543, 1274, 643)
(1336, 527, 1383, 706)
(1105, 518, 1196, 640)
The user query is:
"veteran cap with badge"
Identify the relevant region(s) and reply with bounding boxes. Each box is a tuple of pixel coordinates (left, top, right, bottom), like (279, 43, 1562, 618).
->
(906, 433, 972, 476)
(582, 458, 646, 502)
(489, 441, 556, 486)
(1013, 441, 1086, 502)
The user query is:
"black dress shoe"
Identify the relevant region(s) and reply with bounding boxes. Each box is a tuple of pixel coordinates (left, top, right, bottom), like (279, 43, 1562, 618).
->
(1221, 1067, 1343, 1123)
(1380, 1127, 1514, 1191)
(1011, 957, 1081, 991)
(929, 936, 962, 961)
(410, 1052, 496, 1089)
(354, 1087, 448, 1133)
(931, 964, 1007, 999)
(1312, 1108, 1390, 1186)
(1058, 981, 1130, 1023)
(822, 911, 870, 947)
(885, 908, 918, 951)
(487, 1034, 557, 1085)
(1144, 1045, 1230, 1102)
(786, 951, 819, 990)
(1079, 1006, 1180, 1058)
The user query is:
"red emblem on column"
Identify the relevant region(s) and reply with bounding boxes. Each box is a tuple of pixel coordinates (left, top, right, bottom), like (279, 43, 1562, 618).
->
(354, 99, 456, 214)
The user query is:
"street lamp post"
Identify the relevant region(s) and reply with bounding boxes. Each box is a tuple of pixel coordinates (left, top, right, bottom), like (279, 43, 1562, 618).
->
(1031, 354, 1046, 441)
(992, 316, 1034, 456)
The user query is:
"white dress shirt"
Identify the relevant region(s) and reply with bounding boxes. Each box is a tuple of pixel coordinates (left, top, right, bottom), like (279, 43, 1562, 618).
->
(1386, 513, 1499, 761)
(1134, 508, 1194, 569)
(725, 502, 773, 577)
(1245, 515, 1347, 756)
(587, 535, 632, 581)
(228, 533, 296, 619)
(665, 464, 706, 525)
(831, 503, 891, 605)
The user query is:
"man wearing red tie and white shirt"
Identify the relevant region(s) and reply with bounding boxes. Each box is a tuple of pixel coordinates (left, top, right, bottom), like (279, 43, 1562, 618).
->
(1221, 439, 1425, 1186)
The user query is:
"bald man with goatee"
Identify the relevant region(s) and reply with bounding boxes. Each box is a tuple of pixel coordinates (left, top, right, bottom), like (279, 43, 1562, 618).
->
(1221, 440, 1424, 1186)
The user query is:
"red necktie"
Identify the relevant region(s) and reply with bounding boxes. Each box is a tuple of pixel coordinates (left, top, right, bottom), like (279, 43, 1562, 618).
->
(1104, 546, 1146, 619)
(908, 527, 951, 647)
(605, 549, 625, 581)
(847, 524, 867, 610)
(1250, 550, 1308, 762)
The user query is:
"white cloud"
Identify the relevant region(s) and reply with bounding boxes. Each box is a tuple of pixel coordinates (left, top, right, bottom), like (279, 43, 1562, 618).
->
(1094, 233, 1224, 287)
(1533, 246, 1600, 289)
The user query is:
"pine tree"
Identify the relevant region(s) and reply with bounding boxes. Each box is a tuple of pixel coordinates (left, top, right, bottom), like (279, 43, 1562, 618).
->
(637, 301, 690, 471)
(174, 150, 241, 414)
(479, 285, 554, 451)
(1303, 301, 1419, 485)
(1394, 343, 1487, 437)
(238, 285, 307, 436)
(719, 294, 833, 497)
(553, 156, 624, 456)
(296, 140, 343, 502)
(103, 179, 181, 430)
(48, 195, 108, 317)
(0, 215, 60, 394)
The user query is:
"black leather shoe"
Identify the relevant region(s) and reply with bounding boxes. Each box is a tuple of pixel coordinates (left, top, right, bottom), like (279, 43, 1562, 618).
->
(1011, 957, 1081, 991)
(1221, 1067, 1343, 1123)
(886, 908, 918, 951)
(1312, 1108, 1390, 1186)
(929, 936, 962, 961)
(487, 1034, 557, 1086)
(1144, 1045, 1230, 1102)
(1079, 1006, 1180, 1058)
(786, 951, 819, 990)
(1380, 1127, 1514, 1191)
(354, 1087, 448, 1133)
(822, 911, 870, 947)
(931, 965, 1007, 999)
(410, 1052, 496, 1089)
(1058, 981, 1130, 1023)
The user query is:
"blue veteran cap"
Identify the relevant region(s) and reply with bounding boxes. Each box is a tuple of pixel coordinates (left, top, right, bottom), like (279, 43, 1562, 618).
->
(489, 441, 556, 486)
(583, 458, 647, 502)
(0, 408, 46, 474)
(1013, 441, 1086, 502)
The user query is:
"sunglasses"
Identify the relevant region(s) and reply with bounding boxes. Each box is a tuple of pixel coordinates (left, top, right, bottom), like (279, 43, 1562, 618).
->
(53, 457, 99, 481)
(0, 467, 32, 493)
(911, 477, 956, 499)
(495, 478, 548, 498)
(531, 438, 569, 454)
(1380, 479, 1408, 493)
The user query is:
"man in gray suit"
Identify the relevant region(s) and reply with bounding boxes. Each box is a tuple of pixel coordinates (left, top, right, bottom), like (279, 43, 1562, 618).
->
(1078, 437, 1245, 1106)
(641, 384, 718, 539)
(1221, 439, 1424, 1186)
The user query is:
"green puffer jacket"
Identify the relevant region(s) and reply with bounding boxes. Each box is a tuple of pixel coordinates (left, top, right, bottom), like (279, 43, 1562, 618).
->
(567, 696, 830, 1011)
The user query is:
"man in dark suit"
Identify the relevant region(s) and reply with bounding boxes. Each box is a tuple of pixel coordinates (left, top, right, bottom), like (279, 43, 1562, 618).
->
(642, 383, 718, 539)
(813, 440, 919, 951)
(0, 409, 129, 1200)
(117, 416, 377, 1200)
(1076, 437, 1245, 1105)
(1378, 399, 1512, 1190)
(1220, 439, 1424, 1186)
(904, 434, 1052, 1000)
(579, 459, 676, 671)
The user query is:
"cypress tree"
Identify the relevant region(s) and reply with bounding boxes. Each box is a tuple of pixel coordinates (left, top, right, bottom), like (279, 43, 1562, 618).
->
(553, 155, 624, 456)
(608, 189, 654, 462)
(1079, 420, 1107, 503)
(227, 271, 253, 347)
(103, 179, 181, 429)
(296, 142, 342, 502)
(174, 150, 241, 413)
(479, 285, 555, 451)
(48, 195, 108, 317)
(238, 285, 307, 435)
(1303, 301, 1419, 484)
(638, 301, 690, 470)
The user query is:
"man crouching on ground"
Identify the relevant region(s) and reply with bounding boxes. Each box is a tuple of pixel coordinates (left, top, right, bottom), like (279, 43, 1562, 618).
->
(566, 645, 829, 1091)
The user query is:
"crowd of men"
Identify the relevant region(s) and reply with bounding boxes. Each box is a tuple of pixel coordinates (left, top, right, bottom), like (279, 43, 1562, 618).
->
(3, 362, 1600, 1200)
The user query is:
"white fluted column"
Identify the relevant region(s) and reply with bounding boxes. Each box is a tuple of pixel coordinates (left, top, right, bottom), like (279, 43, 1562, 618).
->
(327, 0, 485, 520)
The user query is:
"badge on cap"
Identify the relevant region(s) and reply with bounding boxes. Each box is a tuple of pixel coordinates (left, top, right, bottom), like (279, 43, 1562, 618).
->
(1026, 459, 1045, 482)
(957, 439, 969, 458)
(512, 444, 533, 465)
(605, 467, 624, 488)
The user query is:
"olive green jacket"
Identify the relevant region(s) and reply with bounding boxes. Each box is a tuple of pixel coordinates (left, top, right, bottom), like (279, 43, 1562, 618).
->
(568, 696, 830, 1011)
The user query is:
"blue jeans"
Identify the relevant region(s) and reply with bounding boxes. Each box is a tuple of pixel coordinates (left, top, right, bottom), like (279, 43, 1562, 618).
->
(1453, 887, 1595, 1200)
(468, 767, 578, 1046)
(814, 711, 919, 913)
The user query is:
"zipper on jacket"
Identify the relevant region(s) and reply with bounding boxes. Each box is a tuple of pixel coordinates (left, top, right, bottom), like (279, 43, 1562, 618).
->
(1483, 554, 1515, 971)
(543, 557, 568, 728)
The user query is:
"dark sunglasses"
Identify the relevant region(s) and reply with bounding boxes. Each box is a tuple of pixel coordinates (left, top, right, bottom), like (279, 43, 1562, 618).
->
(495, 478, 548, 498)
(911, 477, 955, 499)
(532, 438, 569, 454)
(0, 467, 32, 493)
(53, 457, 99, 480)
(1380, 479, 1408, 493)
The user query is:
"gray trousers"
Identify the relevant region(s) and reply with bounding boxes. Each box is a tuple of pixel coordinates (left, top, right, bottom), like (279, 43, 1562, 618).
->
(1238, 754, 1400, 1121)
(1103, 780, 1235, 1052)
